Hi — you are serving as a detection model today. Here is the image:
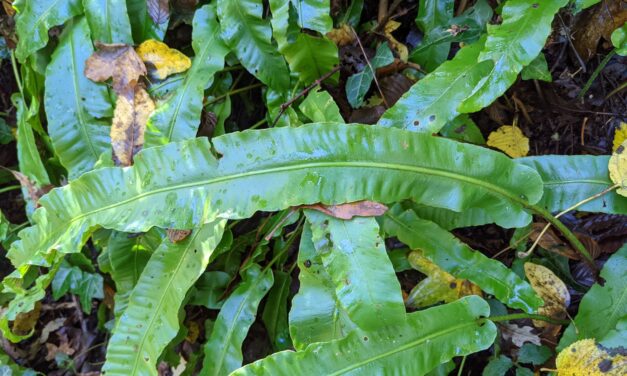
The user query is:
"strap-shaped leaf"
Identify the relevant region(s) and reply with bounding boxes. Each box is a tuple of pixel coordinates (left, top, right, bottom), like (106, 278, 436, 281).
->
(289, 223, 356, 350)
(262, 270, 293, 351)
(281, 33, 338, 86)
(4, 124, 544, 320)
(217, 0, 289, 91)
(518, 156, 627, 215)
(82, 0, 133, 44)
(232, 296, 496, 375)
(14, 0, 83, 61)
(146, 4, 229, 147)
(381, 205, 542, 312)
(103, 220, 225, 376)
(558, 244, 627, 351)
(44, 17, 112, 179)
(99, 230, 162, 320)
(201, 264, 273, 375)
(409, 204, 492, 230)
(378, 38, 493, 132)
(306, 211, 406, 330)
(292, 0, 332, 34)
(459, 0, 568, 112)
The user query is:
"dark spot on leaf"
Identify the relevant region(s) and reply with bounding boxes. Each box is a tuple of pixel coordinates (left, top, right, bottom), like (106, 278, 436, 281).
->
(617, 145, 624, 154)
(304, 260, 312, 268)
(532, 3, 539, 8)
(455, 125, 466, 134)
(413, 120, 419, 126)
(363, 336, 368, 341)
(428, 115, 436, 122)
(449, 282, 457, 289)
(598, 359, 612, 372)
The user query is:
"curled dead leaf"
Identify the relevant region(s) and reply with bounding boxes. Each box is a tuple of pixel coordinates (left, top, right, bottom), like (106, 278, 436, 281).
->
(299, 200, 388, 220)
(524, 262, 570, 328)
(572, 0, 627, 62)
(136, 39, 191, 80)
(326, 24, 355, 47)
(11, 302, 41, 336)
(2, 168, 54, 206)
(530, 222, 580, 260)
(487, 125, 530, 158)
(556, 339, 627, 375)
(383, 20, 408, 62)
(85, 42, 147, 98)
(111, 86, 155, 166)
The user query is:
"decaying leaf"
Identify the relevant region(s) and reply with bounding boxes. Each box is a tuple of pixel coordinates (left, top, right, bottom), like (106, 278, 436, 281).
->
(613, 123, 627, 152)
(556, 339, 627, 375)
(11, 302, 41, 336)
(85, 43, 147, 97)
(136, 39, 191, 80)
(384, 21, 408, 62)
(572, 0, 627, 62)
(529, 222, 580, 260)
(1, 0, 14, 17)
(501, 323, 542, 347)
(45, 340, 75, 362)
(406, 250, 481, 308)
(326, 24, 354, 46)
(609, 139, 627, 197)
(487, 125, 530, 158)
(2, 168, 53, 206)
(111, 86, 155, 166)
(40, 317, 66, 344)
(148, 0, 170, 25)
(299, 200, 388, 220)
(166, 228, 192, 243)
(524, 262, 570, 328)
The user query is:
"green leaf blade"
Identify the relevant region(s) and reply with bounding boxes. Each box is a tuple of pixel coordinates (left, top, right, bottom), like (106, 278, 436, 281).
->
(233, 296, 496, 376)
(44, 17, 112, 179)
(82, 0, 133, 44)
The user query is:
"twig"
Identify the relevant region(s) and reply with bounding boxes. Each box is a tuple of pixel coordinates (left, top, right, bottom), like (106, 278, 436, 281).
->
(457, 355, 467, 376)
(377, 0, 388, 24)
(0, 185, 21, 195)
(605, 79, 627, 100)
(72, 295, 88, 333)
(580, 116, 588, 145)
(271, 66, 340, 126)
(485, 313, 570, 326)
(204, 83, 263, 107)
(557, 14, 587, 73)
(456, 0, 469, 16)
(519, 184, 620, 259)
(351, 27, 389, 108)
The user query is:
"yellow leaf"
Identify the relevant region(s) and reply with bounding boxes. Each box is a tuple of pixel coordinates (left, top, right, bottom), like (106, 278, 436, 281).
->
(612, 122, 627, 152)
(524, 262, 570, 328)
(487, 125, 530, 158)
(406, 250, 481, 308)
(384, 20, 408, 62)
(609, 139, 627, 197)
(111, 86, 155, 166)
(556, 339, 627, 375)
(326, 24, 354, 47)
(136, 39, 191, 80)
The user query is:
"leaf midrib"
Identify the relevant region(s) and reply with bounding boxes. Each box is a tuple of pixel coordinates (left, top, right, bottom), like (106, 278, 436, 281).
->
(67, 160, 529, 223)
(328, 320, 478, 375)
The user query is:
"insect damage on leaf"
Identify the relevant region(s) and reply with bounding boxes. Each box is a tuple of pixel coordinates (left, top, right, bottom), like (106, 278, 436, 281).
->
(609, 139, 627, 197)
(524, 262, 570, 328)
(299, 200, 388, 220)
(556, 339, 627, 375)
(136, 39, 191, 80)
(487, 125, 530, 158)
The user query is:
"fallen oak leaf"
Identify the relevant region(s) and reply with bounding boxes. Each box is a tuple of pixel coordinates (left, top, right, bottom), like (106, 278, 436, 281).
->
(524, 262, 570, 329)
(556, 339, 627, 375)
(136, 39, 191, 80)
(85, 42, 146, 98)
(298, 200, 388, 220)
(487, 125, 530, 158)
(110, 85, 155, 166)
(500, 323, 542, 347)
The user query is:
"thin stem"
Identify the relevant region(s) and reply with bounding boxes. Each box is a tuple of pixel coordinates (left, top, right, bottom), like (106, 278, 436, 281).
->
(0, 185, 21, 195)
(204, 83, 264, 107)
(485, 313, 569, 325)
(352, 27, 389, 108)
(0, 111, 8, 116)
(521, 184, 619, 260)
(221, 64, 243, 73)
(249, 117, 267, 130)
(578, 49, 616, 99)
(263, 217, 304, 273)
(605, 79, 627, 100)
(457, 355, 467, 376)
(10, 51, 24, 99)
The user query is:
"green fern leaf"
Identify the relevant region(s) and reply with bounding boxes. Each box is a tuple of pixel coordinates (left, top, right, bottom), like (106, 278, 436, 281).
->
(82, 0, 133, 44)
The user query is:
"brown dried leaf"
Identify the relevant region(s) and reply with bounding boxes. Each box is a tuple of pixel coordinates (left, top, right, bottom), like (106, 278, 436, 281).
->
(85, 43, 147, 98)
(572, 0, 627, 62)
(500, 323, 542, 347)
(45, 341, 75, 362)
(40, 317, 66, 344)
(136, 39, 191, 80)
(148, 0, 170, 25)
(11, 302, 41, 336)
(111, 86, 155, 166)
(524, 262, 570, 328)
(530, 222, 580, 260)
(167, 229, 192, 243)
(3, 168, 53, 206)
(2, 0, 15, 16)
(300, 200, 388, 219)
(326, 24, 354, 47)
